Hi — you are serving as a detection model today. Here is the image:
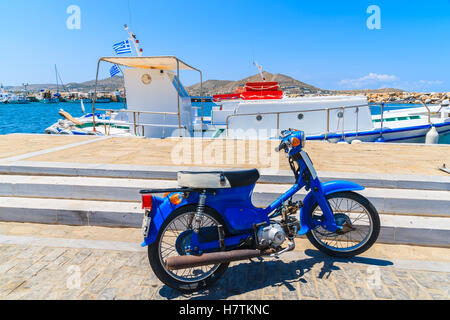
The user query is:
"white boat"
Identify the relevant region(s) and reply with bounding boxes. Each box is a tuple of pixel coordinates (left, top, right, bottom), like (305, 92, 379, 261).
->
(43, 24, 450, 143)
(0, 94, 8, 104)
(0, 86, 9, 103)
(208, 84, 450, 143)
(368, 103, 450, 143)
(44, 55, 450, 144)
(0, 90, 29, 104)
(7, 93, 30, 104)
(44, 108, 131, 136)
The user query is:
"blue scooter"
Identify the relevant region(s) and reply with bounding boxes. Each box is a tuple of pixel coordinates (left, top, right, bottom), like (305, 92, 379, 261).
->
(140, 129, 380, 292)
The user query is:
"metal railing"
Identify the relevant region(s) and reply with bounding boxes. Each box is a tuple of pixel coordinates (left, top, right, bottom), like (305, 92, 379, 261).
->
(225, 99, 434, 139)
(94, 108, 187, 137)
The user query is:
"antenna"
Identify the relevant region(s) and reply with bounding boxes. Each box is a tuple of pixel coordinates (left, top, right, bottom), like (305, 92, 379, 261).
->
(253, 61, 265, 82)
(124, 24, 143, 56)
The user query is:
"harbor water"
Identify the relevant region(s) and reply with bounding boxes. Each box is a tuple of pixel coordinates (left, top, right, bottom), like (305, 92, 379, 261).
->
(0, 102, 124, 135)
(0, 101, 449, 143)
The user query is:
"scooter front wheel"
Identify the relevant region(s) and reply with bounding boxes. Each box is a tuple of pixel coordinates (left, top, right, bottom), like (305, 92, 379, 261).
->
(148, 205, 229, 292)
(306, 191, 380, 258)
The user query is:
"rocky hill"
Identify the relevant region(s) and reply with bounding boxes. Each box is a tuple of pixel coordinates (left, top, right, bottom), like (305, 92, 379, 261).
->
(65, 77, 124, 91)
(7, 77, 124, 93)
(186, 71, 324, 96)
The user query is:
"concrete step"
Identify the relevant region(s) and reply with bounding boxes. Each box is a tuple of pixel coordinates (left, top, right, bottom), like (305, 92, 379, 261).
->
(0, 175, 449, 216)
(0, 196, 142, 228)
(0, 196, 448, 247)
(0, 161, 448, 191)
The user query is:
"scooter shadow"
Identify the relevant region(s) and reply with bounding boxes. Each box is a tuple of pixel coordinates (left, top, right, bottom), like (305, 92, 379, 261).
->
(157, 249, 393, 300)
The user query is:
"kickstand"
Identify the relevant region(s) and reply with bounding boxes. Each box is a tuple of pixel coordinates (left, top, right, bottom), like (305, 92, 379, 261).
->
(439, 163, 450, 174)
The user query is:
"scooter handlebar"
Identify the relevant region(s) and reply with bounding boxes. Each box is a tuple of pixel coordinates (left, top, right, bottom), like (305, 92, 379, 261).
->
(275, 141, 288, 153)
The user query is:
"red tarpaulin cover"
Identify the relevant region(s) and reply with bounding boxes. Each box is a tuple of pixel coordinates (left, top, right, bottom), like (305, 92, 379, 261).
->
(213, 81, 283, 102)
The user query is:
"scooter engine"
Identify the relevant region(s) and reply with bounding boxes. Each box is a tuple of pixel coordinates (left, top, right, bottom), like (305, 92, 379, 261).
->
(257, 222, 286, 249)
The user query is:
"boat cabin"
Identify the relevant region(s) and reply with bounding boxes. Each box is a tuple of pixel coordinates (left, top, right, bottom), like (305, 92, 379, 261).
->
(94, 56, 204, 138)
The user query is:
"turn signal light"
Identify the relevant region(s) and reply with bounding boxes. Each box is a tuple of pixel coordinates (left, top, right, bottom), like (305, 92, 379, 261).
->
(169, 193, 183, 205)
(142, 195, 153, 210)
(291, 137, 301, 147)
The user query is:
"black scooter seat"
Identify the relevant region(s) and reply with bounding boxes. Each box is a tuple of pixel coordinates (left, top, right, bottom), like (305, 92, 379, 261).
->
(179, 169, 260, 188)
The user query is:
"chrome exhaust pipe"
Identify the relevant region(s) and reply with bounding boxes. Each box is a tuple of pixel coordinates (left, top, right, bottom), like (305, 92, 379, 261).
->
(165, 249, 264, 271)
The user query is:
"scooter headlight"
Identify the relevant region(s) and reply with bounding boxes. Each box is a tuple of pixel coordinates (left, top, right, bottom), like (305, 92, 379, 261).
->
(290, 137, 301, 147)
(289, 131, 306, 149)
(300, 131, 306, 148)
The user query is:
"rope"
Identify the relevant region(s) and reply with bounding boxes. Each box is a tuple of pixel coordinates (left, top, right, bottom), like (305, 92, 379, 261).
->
(245, 84, 280, 91)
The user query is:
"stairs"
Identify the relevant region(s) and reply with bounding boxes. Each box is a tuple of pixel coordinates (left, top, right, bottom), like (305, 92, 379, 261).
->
(0, 164, 449, 247)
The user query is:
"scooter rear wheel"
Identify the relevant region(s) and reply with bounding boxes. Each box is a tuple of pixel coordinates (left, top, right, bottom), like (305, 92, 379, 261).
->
(148, 205, 229, 292)
(306, 191, 380, 258)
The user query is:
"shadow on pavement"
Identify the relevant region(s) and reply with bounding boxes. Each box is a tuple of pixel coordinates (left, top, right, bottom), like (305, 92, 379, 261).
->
(157, 249, 393, 300)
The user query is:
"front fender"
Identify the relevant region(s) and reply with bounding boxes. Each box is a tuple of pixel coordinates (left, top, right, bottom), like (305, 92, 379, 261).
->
(298, 181, 364, 235)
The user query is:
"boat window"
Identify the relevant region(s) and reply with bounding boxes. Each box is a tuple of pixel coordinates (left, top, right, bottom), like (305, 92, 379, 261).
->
(141, 74, 152, 85)
(168, 74, 189, 98)
(256, 115, 263, 121)
(337, 111, 344, 118)
(297, 113, 304, 120)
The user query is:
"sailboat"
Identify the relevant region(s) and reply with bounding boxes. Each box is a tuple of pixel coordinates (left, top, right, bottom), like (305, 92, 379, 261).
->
(39, 65, 67, 103)
(39, 89, 58, 103)
(7, 93, 30, 104)
(54, 65, 67, 102)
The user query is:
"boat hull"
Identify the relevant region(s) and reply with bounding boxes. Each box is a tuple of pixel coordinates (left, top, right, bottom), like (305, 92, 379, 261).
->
(307, 122, 450, 143)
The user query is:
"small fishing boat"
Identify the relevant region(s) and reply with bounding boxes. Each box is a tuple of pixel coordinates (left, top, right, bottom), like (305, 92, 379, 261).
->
(94, 97, 112, 103)
(7, 94, 30, 104)
(114, 90, 124, 102)
(38, 90, 58, 103)
(0, 86, 30, 104)
(45, 103, 131, 136)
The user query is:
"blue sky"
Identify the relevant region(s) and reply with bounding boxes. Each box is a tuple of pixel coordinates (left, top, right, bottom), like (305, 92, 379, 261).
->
(1, 0, 449, 91)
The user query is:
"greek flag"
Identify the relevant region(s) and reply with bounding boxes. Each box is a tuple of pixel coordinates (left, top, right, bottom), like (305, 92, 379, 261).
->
(109, 64, 121, 77)
(112, 40, 132, 55)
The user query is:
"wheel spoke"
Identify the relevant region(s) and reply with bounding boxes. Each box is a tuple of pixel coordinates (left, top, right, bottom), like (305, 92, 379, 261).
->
(311, 195, 374, 253)
(158, 211, 222, 284)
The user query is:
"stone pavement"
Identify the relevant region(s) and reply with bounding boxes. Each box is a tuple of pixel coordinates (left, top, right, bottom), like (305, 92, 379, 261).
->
(0, 222, 449, 300)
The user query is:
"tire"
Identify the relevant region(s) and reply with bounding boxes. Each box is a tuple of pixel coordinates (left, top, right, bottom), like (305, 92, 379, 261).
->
(306, 191, 380, 258)
(148, 204, 230, 292)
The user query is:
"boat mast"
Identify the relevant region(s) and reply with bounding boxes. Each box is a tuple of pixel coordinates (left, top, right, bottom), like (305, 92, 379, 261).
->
(55, 65, 59, 96)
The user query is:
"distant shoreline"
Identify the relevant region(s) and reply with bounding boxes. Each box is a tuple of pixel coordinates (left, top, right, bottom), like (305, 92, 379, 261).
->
(3, 71, 448, 105)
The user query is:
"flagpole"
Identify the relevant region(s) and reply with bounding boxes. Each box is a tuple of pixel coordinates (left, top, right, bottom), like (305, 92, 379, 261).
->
(124, 24, 142, 57)
(116, 65, 126, 109)
(92, 59, 101, 132)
